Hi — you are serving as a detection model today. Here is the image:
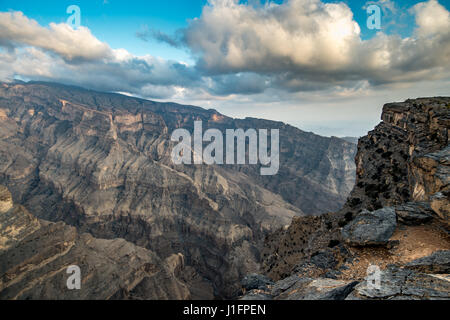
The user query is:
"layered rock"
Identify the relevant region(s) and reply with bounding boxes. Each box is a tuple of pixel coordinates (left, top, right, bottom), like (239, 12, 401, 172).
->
(346, 98, 449, 213)
(0, 81, 356, 298)
(0, 186, 191, 300)
(257, 97, 450, 300)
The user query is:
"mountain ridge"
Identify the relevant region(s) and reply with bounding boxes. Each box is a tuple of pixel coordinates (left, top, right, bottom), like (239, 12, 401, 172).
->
(0, 81, 356, 298)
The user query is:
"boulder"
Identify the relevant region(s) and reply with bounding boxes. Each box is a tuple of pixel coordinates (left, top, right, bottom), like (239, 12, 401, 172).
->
(270, 274, 304, 296)
(240, 290, 273, 300)
(285, 278, 358, 300)
(342, 207, 397, 246)
(405, 250, 450, 274)
(395, 202, 433, 225)
(241, 274, 274, 291)
(430, 192, 449, 224)
(347, 265, 450, 300)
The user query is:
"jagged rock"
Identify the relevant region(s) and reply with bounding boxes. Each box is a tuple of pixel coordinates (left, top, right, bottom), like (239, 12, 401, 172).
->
(284, 278, 358, 300)
(430, 192, 450, 224)
(347, 265, 450, 300)
(341, 207, 397, 246)
(310, 250, 338, 270)
(240, 290, 273, 300)
(290, 248, 342, 279)
(405, 250, 450, 274)
(345, 98, 449, 213)
(270, 274, 304, 296)
(402, 273, 450, 299)
(395, 202, 434, 225)
(323, 270, 342, 279)
(241, 274, 274, 291)
(0, 185, 13, 213)
(260, 98, 450, 300)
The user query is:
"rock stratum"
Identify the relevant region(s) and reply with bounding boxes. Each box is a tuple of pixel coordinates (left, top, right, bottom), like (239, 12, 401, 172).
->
(252, 97, 450, 300)
(0, 81, 356, 299)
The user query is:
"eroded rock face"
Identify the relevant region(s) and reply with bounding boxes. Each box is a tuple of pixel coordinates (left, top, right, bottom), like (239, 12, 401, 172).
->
(431, 192, 450, 223)
(0, 82, 356, 298)
(405, 250, 450, 274)
(0, 186, 13, 213)
(0, 186, 190, 300)
(395, 202, 434, 225)
(259, 97, 450, 300)
(347, 265, 450, 300)
(239, 274, 358, 300)
(241, 274, 274, 291)
(341, 208, 397, 246)
(346, 98, 449, 214)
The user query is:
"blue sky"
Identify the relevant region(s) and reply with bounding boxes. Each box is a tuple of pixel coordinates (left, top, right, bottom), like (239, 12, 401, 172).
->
(0, 0, 449, 136)
(0, 0, 206, 61)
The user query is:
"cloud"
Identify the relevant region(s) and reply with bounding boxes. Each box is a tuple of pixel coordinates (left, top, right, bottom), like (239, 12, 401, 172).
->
(413, 0, 450, 37)
(180, 0, 450, 88)
(0, 11, 111, 62)
(136, 25, 183, 48)
(0, 0, 449, 105)
(0, 12, 205, 100)
(185, 0, 361, 75)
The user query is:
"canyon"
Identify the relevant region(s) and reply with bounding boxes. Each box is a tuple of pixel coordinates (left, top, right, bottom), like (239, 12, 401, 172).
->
(1, 82, 447, 300)
(0, 81, 356, 299)
(251, 97, 450, 300)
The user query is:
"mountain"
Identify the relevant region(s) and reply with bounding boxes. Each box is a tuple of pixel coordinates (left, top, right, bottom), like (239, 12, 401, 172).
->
(0, 81, 356, 299)
(340, 137, 359, 145)
(252, 97, 450, 300)
(0, 185, 191, 300)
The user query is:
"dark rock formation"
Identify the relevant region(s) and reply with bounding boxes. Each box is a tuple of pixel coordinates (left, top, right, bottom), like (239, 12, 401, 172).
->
(258, 97, 450, 300)
(405, 250, 450, 274)
(346, 98, 449, 213)
(241, 274, 274, 291)
(347, 265, 450, 300)
(240, 274, 358, 300)
(395, 202, 434, 225)
(341, 207, 397, 246)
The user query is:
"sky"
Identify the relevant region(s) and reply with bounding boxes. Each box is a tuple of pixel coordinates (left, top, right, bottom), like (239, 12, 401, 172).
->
(0, 0, 449, 137)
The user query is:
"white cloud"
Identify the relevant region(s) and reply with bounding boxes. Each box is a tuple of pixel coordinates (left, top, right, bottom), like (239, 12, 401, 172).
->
(413, 0, 450, 37)
(0, 11, 111, 62)
(186, 0, 361, 74)
(182, 0, 450, 88)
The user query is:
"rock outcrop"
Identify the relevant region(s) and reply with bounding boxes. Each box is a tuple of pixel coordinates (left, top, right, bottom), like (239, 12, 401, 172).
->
(254, 97, 450, 300)
(341, 207, 397, 246)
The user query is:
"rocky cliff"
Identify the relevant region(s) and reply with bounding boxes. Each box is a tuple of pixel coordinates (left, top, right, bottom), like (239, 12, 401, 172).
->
(0, 185, 192, 300)
(0, 81, 356, 299)
(253, 97, 450, 300)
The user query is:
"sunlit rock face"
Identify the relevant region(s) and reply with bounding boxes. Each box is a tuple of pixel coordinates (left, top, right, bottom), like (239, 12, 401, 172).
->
(0, 81, 356, 299)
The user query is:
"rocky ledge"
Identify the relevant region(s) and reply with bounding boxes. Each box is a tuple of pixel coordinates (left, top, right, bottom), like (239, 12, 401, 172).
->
(244, 97, 450, 300)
